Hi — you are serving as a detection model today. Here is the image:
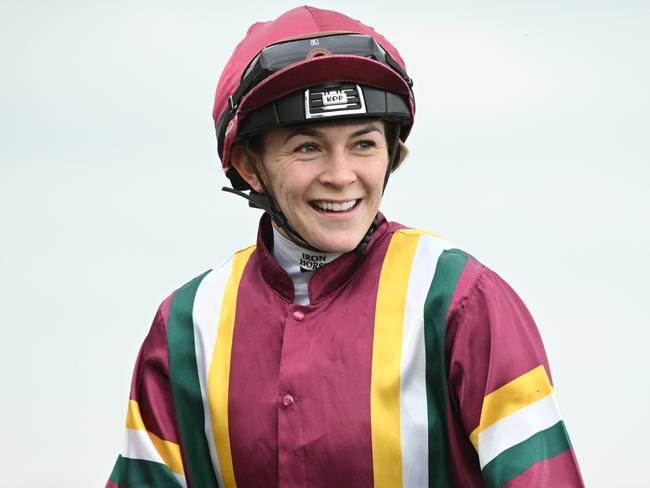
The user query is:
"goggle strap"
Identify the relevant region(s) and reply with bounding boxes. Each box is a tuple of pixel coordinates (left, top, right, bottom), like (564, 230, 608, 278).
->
(382, 127, 401, 192)
(246, 143, 325, 252)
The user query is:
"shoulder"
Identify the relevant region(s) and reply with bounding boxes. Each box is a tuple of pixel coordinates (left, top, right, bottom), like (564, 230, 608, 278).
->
(384, 223, 526, 326)
(179, 244, 256, 295)
(154, 244, 258, 334)
(390, 226, 544, 371)
(385, 223, 485, 296)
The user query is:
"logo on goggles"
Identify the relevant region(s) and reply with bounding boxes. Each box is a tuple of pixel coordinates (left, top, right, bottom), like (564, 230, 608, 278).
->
(322, 90, 348, 106)
(305, 84, 367, 119)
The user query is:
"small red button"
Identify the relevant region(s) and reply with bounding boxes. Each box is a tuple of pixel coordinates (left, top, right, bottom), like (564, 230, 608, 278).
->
(282, 394, 294, 407)
(292, 310, 305, 321)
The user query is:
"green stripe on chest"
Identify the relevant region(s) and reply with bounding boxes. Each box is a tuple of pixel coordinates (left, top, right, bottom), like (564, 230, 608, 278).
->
(167, 270, 220, 488)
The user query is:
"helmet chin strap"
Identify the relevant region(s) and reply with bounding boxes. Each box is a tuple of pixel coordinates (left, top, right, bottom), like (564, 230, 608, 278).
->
(222, 130, 400, 255)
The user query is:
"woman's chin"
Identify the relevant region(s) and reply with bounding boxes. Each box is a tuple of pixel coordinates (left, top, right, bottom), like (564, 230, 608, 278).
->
(305, 233, 362, 253)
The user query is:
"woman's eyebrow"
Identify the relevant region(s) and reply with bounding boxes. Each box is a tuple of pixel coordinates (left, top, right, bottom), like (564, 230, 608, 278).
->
(350, 126, 381, 137)
(283, 127, 323, 144)
(282, 124, 382, 145)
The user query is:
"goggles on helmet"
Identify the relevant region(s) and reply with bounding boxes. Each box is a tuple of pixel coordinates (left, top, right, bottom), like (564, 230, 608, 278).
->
(215, 33, 415, 162)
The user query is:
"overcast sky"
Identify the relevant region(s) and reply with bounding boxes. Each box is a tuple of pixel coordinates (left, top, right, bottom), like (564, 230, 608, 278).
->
(1, 1, 648, 486)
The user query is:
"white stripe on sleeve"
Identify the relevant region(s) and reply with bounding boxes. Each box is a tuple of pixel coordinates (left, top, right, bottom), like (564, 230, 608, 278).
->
(400, 234, 452, 488)
(122, 428, 188, 487)
(478, 392, 562, 468)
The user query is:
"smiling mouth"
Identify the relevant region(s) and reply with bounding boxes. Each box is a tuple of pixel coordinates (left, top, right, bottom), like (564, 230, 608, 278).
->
(310, 199, 360, 213)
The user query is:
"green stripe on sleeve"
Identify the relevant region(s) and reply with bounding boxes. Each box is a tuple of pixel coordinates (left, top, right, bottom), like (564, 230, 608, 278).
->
(109, 455, 183, 488)
(482, 420, 573, 487)
(167, 271, 220, 488)
(423, 249, 469, 488)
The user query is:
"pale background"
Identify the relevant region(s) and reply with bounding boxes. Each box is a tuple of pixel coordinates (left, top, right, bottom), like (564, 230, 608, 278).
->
(1, 0, 648, 486)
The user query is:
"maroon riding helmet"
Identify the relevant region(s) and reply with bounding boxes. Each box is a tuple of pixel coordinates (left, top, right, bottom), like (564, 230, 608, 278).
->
(213, 6, 415, 252)
(213, 5, 416, 191)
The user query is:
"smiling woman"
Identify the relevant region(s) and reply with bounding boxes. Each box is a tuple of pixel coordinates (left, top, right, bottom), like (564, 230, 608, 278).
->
(231, 120, 391, 253)
(106, 6, 584, 488)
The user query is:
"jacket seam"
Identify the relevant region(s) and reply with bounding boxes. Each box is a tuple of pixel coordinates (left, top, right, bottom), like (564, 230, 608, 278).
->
(304, 5, 321, 31)
(448, 262, 487, 378)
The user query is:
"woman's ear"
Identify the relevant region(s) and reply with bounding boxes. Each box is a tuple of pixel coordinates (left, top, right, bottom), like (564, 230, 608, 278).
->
(230, 144, 261, 192)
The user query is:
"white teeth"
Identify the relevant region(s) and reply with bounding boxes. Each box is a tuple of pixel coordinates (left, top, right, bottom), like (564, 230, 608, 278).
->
(313, 200, 357, 212)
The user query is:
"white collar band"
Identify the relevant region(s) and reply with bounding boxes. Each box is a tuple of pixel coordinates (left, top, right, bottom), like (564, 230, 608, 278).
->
(272, 226, 341, 305)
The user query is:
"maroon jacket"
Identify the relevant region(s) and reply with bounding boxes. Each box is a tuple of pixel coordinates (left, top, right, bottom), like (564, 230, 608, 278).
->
(108, 215, 583, 487)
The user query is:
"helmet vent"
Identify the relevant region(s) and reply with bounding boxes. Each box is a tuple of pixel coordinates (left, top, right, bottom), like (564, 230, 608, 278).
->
(306, 48, 332, 59)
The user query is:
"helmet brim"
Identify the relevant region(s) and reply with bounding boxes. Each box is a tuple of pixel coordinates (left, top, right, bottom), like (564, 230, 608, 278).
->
(219, 54, 414, 168)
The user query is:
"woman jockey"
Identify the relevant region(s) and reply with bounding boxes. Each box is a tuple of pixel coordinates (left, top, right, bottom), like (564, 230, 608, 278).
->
(107, 6, 583, 487)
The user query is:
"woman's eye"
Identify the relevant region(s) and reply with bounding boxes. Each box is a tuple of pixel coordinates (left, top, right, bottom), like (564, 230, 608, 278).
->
(355, 140, 376, 150)
(295, 142, 319, 153)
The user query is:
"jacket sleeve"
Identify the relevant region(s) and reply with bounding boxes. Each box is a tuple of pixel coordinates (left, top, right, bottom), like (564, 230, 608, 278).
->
(107, 295, 187, 488)
(448, 264, 584, 488)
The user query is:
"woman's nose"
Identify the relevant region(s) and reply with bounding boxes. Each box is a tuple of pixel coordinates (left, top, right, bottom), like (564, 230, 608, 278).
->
(318, 150, 357, 187)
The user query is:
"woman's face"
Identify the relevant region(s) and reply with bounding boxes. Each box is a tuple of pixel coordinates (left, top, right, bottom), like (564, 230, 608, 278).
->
(257, 120, 390, 252)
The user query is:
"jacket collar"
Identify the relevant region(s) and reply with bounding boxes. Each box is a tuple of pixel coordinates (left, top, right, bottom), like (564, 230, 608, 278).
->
(255, 213, 390, 304)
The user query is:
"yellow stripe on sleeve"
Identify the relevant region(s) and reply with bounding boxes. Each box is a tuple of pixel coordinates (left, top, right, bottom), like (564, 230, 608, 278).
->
(371, 232, 421, 488)
(469, 365, 554, 450)
(208, 245, 255, 488)
(149, 434, 185, 475)
(125, 399, 185, 475)
(126, 399, 146, 431)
